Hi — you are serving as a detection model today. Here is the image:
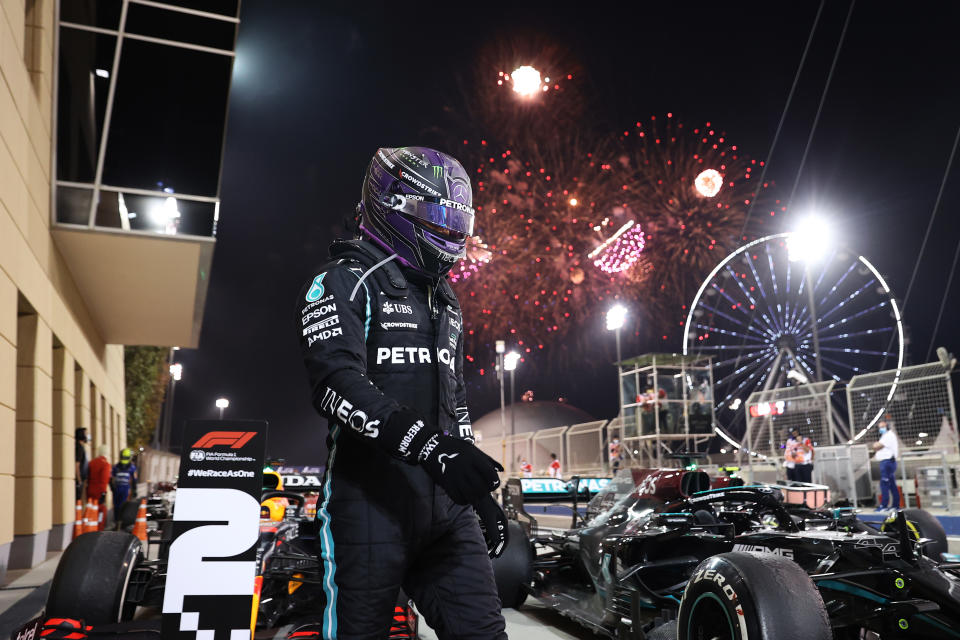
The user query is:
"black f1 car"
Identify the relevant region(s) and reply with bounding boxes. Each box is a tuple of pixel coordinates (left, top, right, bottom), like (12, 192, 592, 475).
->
(493, 466, 960, 639)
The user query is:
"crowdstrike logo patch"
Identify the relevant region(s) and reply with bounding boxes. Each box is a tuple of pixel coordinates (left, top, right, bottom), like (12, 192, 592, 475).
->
(400, 170, 441, 197)
(380, 321, 418, 331)
(192, 431, 256, 449)
(438, 452, 459, 474)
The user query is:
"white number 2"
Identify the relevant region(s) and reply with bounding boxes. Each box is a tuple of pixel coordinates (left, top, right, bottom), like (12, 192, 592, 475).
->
(162, 488, 260, 618)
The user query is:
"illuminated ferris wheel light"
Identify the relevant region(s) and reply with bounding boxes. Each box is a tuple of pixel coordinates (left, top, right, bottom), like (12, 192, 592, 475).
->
(511, 65, 542, 97)
(694, 169, 723, 197)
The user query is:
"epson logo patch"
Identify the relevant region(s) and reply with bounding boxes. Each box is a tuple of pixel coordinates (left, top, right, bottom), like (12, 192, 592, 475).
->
(302, 304, 336, 325)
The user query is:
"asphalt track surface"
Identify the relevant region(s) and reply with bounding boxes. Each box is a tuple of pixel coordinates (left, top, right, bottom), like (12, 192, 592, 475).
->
(419, 600, 600, 640)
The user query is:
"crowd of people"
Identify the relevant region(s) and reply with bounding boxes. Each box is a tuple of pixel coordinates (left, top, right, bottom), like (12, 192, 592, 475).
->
(74, 427, 139, 526)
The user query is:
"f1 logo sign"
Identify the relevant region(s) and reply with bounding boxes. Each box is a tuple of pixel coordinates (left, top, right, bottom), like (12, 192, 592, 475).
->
(192, 431, 257, 449)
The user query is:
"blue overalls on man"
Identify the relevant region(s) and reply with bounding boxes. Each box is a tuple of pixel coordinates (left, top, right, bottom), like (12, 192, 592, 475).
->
(112, 447, 138, 520)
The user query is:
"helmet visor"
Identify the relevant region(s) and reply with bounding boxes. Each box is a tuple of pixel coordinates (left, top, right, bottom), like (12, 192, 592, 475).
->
(385, 194, 474, 237)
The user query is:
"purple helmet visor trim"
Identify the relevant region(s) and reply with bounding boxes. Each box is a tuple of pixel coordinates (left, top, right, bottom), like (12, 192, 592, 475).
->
(384, 194, 475, 236)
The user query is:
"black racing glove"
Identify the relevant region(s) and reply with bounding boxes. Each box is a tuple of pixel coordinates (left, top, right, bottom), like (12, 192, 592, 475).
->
(418, 433, 504, 505)
(475, 493, 509, 558)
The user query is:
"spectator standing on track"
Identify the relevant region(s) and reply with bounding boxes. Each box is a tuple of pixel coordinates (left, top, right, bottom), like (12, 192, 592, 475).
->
(872, 420, 900, 510)
(87, 445, 112, 528)
(784, 430, 801, 482)
(111, 447, 138, 520)
(75, 427, 88, 500)
(792, 428, 815, 483)
(549, 452, 562, 479)
(520, 457, 533, 478)
(609, 438, 622, 472)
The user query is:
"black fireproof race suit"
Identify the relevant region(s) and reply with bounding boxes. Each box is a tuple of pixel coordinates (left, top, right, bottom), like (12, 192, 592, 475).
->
(297, 239, 507, 640)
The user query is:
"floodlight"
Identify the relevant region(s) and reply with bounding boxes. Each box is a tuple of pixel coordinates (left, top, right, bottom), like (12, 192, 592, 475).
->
(606, 304, 628, 331)
(787, 215, 831, 263)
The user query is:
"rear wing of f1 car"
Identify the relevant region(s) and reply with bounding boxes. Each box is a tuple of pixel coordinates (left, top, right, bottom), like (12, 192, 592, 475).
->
(502, 475, 605, 534)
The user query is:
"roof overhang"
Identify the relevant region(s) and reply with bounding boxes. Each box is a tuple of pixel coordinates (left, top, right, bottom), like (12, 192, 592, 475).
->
(52, 226, 214, 347)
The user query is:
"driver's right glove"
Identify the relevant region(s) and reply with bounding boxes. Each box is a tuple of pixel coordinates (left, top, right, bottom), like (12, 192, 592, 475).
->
(418, 433, 503, 505)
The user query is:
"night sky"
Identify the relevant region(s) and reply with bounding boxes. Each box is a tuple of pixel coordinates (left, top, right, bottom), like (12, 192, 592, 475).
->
(169, 1, 960, 463)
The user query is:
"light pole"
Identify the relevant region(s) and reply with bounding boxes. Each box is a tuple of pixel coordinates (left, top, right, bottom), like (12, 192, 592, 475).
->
(216, 397, 229, 420)
(504, 351, 521, 472)
(496, 340, 506, 467)
(787, 216, 830, 382)
(606, 304, 628, 414)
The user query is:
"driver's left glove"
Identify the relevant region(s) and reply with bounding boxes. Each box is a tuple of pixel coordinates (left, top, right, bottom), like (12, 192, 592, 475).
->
(475, 493, 509, 558)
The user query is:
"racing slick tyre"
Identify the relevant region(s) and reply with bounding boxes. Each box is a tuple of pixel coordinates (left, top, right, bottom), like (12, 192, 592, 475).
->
(894, 508, 948, 560)
(678, 551, 830, 640)
(47, 531, 142, 624)
(492, 520, 533, 609)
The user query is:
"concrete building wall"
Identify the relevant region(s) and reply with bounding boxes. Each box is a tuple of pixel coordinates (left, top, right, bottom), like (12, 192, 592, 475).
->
(1, 0, 127, 579)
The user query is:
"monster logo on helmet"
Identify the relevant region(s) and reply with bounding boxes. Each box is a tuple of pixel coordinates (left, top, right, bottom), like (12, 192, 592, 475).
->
(358, 146, 475, 278)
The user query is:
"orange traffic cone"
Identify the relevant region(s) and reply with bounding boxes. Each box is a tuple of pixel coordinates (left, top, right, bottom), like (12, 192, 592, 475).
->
(132, 499, 148, 542)
(73, 500, 83, 539)
(82, 499, 97, 534)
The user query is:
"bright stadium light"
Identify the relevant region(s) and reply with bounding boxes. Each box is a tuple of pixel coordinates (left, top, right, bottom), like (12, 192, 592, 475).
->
(606, 304, 628, 331)
(510, 65, 542, 97)
(787, 215, 831, 263)
(216, 397, 230, 420)
(504, 351, 521, 371)
(695, 169, 723, 197)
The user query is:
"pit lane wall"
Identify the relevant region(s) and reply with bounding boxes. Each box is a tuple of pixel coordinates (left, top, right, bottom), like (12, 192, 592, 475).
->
(1, 3, 126, 582)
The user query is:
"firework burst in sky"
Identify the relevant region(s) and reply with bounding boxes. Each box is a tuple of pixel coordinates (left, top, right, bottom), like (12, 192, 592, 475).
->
(450, 114, 782, 373)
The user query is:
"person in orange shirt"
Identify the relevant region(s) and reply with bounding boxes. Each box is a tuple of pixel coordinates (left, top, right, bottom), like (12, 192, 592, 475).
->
(548, 453, 562, 479)
(520, 458, 533, 478)
(87, 445, 112, 529)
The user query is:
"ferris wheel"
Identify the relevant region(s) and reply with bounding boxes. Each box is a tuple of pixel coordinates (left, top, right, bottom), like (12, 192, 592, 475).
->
(683, 232, 905, 445)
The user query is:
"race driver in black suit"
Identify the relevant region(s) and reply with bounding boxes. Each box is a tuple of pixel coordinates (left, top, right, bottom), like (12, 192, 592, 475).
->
(296, 146, 509, 639)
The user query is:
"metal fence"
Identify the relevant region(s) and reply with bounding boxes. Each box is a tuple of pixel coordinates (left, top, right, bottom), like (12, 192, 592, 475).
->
(847, 362, 958, 452)
(565, 420, 608, 475)
(505, 432, 534, 476)
(743, 381, 836, 460)
(532, 426, 568, 477)
(813, 444, 872, 506)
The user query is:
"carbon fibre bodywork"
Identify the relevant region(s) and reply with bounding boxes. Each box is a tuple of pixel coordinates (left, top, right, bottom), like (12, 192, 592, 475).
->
(504, 470, 960, 639)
